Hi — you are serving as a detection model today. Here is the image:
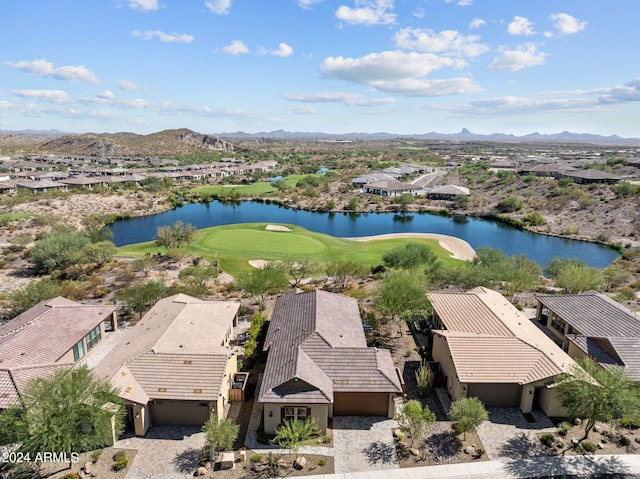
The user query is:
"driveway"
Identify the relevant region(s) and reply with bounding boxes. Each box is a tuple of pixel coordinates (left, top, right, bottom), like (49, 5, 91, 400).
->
(114, 426, 205, 479)
(332, 416, 399, 474)
(476, 408, 556, 460)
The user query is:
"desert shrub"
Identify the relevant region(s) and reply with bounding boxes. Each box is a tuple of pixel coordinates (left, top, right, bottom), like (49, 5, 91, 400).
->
(522, 174, 537, 183)
(581, 441, 597, 453)
(540, 433, 555, 447)
(250, 453, 262, 463)
(112, 451, 129, 470)
(496, 195, 524, 213)
(522, 211, 546, 226)
(620, 435, 632, 446)
(62, 474, 80, 479)
(316, 459, 327, 467)
(91, 449, 103, 463)
(558, 421, 572, 436)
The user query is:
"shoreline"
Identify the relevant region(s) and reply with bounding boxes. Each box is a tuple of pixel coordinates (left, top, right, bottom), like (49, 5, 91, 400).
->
(344, 233, 476, 261)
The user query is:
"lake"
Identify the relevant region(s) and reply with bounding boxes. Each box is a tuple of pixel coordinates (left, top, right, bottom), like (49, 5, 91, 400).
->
(109, 200, 620, 267)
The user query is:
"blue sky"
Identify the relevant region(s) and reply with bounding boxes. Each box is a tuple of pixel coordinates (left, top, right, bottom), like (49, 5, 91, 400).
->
(2, 0, 639, 136)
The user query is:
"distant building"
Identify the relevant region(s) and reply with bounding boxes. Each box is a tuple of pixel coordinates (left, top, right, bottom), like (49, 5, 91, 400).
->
(363, 180, 423, 197)
(428, 184, 470, 200)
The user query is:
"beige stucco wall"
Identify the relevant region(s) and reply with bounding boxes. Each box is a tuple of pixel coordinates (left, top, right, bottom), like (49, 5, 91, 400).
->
(537, 385, 568, 417)
(132, 403, 151, 436)
(218, 353, 238, 410)
(432, 333, 465, 400)
(262, 403, 329, 435)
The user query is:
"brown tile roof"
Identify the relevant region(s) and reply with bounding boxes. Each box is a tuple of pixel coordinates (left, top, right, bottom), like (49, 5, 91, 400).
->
(259, 290, 402, 405)
(0, 363, 73, 409)
(93, 294, 239, 405)
(0, 297, 116, 368)
(430, 288, 576, 385)
(127, 352, 230, 401)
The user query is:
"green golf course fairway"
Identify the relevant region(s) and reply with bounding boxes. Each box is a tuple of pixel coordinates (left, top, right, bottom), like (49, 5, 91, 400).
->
(117, 223, 462, 275)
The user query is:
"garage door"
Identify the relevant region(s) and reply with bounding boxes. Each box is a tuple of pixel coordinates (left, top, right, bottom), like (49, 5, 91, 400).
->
(333, 392, 389, 416)
(150, 400, 211, 426)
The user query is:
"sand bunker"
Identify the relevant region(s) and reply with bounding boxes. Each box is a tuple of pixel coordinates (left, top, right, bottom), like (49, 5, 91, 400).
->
(346, 233, 476, 261)
(265, 224, 291, 231)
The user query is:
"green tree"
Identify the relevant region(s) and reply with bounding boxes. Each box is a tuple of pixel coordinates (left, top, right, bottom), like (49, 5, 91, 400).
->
(555, 262, 603, 293)
(347, 196, 361, 211)
(276, 257, 319, 288)
(449, 397, 488, 440)
(202, 414, 240, 453)
(394, 193, 415, 211)
(115, 280, 167, 318)
(0, 366, 124, 466)
(80, 241, 117, 268)
(397, 400, 436, 447)
(82, 215, 114, 243)
(325, 261, 367, 291)
(132, 254, 158, 276)
(382, 242, 439, 271)
(495, 195, 524, 213)
(603, 264, 631, 291)
(272, 418, 321, 458)
(29, 232, 90, 274)
(376, 272, 431, 336)
(235, 264, 288, 310)
(154, 221, 196, 250)
(8, 278, 61, 319)
(178, 264, 218, 294)
(555, 358, 640, 440)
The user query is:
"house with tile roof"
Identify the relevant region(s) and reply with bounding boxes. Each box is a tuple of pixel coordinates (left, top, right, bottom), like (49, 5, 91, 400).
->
(258, 290, 403, 434)
(535, 292, 640, 382)
(92, 294, 240, 436)
(0, 297, 117, 410)
(428, 287, 577, 417)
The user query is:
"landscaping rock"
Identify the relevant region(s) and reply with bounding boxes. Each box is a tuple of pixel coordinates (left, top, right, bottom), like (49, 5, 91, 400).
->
(204, 461, 213, 470)
(571, 438, 580, 446)
(83, 462, 93, 475)
(574, 418, 582, 425)
(392, 428, 402, 438)
(635, 437, 640, 444)
(410, 448, 420, 456)
(598, 443, 604, 449)
(464, 445, 477, 455)
(294, 456, 307, 469)
(194, 466, 208, 476)
(593, 424, 602, 433)
(252, 463, 267, 473)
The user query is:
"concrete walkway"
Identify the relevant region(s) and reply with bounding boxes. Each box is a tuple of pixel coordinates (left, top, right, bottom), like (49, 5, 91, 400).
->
(304, 454, 640, 478)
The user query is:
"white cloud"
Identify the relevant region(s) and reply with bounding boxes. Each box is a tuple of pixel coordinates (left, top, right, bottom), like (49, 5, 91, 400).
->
(508, 16, 534, 36)
(335, 0, 396, 26)
(321, 50, 481, 96)
(132, 30, 194, 43)
(205, 0, 231, 14)
(288, 105, 318, 114)
(488, 43, 547, 71)
(118, 80, 142, 91)
(549, 13, 587, 35)
(7, 59, 101, 85)
(469, 18, 485, 29)
(0, 101, 12, 110)
(12, 89, 71, 104)
(283, 91, 395, 106)
(394, 28, 489, 57)
(127, 0, 158, 11)
(371, 77, 482, 96)
(266, 43, 294, 57)
(444, 0, 472, 6)
(98, 90, 116, 100)
(296, 0, 324, 9)
(222, 40, 249, 55)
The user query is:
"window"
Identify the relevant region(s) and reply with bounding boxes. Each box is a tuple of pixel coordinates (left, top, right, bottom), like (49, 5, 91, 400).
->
(283, 407, 308, 422)
(73, 341, 85, 362)
(550, 317, 565, 335)
(85, 325, 101, 351)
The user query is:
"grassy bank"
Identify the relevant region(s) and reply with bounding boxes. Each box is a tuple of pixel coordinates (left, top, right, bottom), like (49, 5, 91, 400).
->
(117, 223, 461, 275)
